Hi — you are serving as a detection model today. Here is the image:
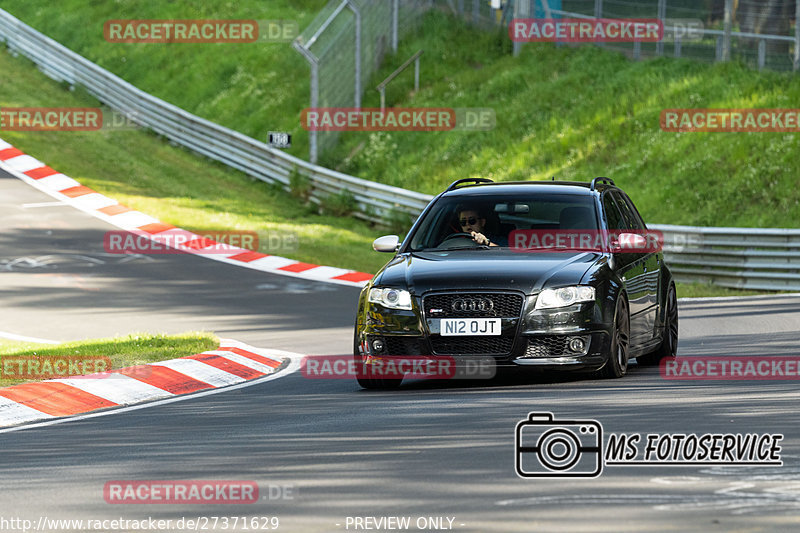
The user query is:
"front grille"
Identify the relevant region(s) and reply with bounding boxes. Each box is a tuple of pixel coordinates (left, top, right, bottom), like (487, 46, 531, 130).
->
(370, 336, 429, 356)
(522, 335, 590, 358)
(524, 336, 570, 358)
(430, 336, 514, 355)
(423, 292, 524, 318)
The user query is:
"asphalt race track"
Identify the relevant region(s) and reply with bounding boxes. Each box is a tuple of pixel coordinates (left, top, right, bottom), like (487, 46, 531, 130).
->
(2, 167, 800, 532)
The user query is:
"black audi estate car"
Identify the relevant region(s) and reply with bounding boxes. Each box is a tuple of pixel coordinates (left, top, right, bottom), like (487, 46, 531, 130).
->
(354, 178, 678, 389)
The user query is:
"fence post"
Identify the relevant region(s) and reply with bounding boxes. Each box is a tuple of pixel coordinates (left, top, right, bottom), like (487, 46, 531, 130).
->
(473, 0, 479, 25)
(595, 0, 604, 47)
(722, 0, 732, 61)
(674, 33, 681, 58)
(391, 0, 398, 53)
(414, 55, 420, 91)
(458, 0, 464, 17)
(656, 0, 666, 56)
(715, 35, 723, 61)
(758, 38, 766, 70)
(795, 0, 800, 71)
(633, 40, 641, 60)
(350, 2, 362, 108)
(513, 0, 531, 57)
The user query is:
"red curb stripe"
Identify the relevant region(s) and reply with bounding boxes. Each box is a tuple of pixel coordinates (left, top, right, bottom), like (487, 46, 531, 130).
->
(218, 347, 281, 369)
(185, 354, 265, 380)
(183, 237, 217, 250)
(138, 222, 175, 235)
(98, 204, 132, 216)
(112, 365, 213, 394)
(0, 382, 117, 416)
(0, 147, 24, 161)
(278, 262, 318, 273)
(24, 166, 59, 179)
(60, 185, 95, 198)
(332, 271, 373, 283)
(229, 251, 269, 262)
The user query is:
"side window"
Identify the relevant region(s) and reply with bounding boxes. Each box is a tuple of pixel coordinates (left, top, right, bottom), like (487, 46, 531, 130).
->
(602, 193, 626, 231)
(613, 192, 644, 231)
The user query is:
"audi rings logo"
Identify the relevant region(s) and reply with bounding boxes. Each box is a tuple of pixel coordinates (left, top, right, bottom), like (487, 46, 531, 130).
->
(452, 297, 494, 312)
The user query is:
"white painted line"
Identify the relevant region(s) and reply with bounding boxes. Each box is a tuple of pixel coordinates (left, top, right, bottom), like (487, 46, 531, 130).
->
(69, 193, 118, 210)
(50, 375, 173, 405)
(108, 211, 160, 230)
(151, 358, 244, 387)
(0, 354, 300, 434)
(0, 140, 13, 150)
(21, 201, 67, 209)
(36, 174, 79, 191)
(238, 255, 298, 270)
(3, 155, 45, 173)
(0, 396, 54, 426)
(208, 351, 279, 374)
(0, 331, 59, 344)
(299, 265, 351, 280)
(217, 338, 300, 360)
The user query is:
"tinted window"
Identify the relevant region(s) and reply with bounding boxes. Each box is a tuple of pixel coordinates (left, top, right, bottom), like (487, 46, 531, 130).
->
(602, 193, 626, 231)
(408, 193, 598, 250)
(612, 191, 644, 230)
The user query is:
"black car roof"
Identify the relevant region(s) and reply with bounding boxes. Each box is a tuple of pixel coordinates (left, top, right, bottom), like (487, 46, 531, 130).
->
(441, 180, 614, 198)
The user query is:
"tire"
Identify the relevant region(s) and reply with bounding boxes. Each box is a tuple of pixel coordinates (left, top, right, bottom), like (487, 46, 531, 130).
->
(353, 345, 403, 390)
(599, 295, 630, 379)
(637, 284, 678, 366)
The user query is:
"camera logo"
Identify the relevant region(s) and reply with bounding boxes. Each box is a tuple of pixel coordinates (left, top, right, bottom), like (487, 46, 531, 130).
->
(515, 412, 602, 478)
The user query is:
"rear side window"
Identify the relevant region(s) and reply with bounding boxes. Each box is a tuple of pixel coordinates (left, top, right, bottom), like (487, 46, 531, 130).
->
(602, 193, 626, 230)
(612, 192, 645, 231)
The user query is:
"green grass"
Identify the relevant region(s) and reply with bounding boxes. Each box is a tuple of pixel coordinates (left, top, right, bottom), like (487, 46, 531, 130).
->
(0, 0, 327, 160)
(2, 4, 796, 297)
(0, 332, 218, 387)
(0, 47, 390, 275)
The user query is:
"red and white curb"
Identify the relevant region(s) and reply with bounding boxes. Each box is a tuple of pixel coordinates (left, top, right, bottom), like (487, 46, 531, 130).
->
(0, 138, 373, 287)
(0, 339, 297, 429)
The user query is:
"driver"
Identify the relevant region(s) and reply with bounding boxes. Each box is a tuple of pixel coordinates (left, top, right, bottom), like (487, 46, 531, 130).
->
(457, 206, 505, 247)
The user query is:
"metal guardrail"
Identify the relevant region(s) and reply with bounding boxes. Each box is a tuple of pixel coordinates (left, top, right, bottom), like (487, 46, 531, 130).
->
(1, 9, 799, 291)
(651, 224, 800, 291)
(0, 8, 432, 222)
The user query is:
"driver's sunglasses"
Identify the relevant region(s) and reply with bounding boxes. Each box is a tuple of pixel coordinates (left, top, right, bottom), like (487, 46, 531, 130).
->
(459, 217, 479, 227)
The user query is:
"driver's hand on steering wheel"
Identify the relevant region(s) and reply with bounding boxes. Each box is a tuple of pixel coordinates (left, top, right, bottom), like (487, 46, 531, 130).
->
(471, 231, 491, 246)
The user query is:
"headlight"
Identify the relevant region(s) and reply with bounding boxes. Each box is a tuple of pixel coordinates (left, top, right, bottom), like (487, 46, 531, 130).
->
(368, 287, 413, 310)
(535, 286, 595, 310)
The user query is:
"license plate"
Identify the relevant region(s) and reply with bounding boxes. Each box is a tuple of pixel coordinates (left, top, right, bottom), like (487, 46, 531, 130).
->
(440, 318, 501, 336)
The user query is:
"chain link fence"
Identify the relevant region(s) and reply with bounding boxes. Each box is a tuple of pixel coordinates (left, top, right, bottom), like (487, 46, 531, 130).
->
(516, 0, 800, 72)
(293, 0, 434, 163)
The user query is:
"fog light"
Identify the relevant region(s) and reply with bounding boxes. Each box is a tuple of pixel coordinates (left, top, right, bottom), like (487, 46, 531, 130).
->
(371, 338, 386, 353)
(568, 337, 586, 353)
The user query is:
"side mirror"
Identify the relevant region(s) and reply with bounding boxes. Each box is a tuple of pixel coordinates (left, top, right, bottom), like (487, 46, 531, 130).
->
(617, 232, 648, 251)
(373, 235, 400, 253)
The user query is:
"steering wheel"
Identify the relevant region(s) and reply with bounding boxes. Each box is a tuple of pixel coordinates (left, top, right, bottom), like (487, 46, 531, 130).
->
(438, 232, 481, 249)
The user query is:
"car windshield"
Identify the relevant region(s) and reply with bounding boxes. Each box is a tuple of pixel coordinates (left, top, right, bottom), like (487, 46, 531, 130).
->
(408, 192, 599, 251)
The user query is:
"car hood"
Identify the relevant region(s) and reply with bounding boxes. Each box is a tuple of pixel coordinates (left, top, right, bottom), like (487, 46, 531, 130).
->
(374, 250, 601, 295)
